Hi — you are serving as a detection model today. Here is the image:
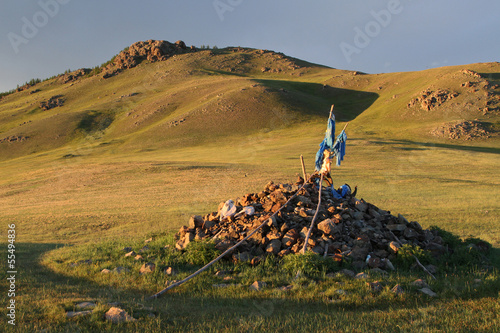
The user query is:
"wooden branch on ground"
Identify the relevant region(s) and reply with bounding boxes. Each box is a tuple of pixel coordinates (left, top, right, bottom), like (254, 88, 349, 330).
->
(388, 230, 436, 280)
(412, 254, 436, 280)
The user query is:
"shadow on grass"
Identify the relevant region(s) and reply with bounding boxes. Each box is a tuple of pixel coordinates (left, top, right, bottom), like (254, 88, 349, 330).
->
(253, 79, 379, 122)
(370, 139, 500, 155)
(7, 242, 499, 331)
(12, 243, 148, 304)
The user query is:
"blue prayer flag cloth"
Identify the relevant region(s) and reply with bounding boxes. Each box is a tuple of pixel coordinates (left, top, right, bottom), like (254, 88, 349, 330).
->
(314, 114, 347, 172)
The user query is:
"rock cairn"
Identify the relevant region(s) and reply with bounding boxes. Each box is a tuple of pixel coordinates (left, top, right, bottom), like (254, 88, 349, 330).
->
(175, 179, 448, 269)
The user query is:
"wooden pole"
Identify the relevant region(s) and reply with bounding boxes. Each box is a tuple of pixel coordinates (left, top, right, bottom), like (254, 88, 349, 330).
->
(300, 155, 307, 181)
(302, 172, 324, 254)
(148, 173, 315, 300)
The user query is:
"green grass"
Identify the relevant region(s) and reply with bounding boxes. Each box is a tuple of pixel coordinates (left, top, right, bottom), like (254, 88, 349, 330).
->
(0, 46, 499, 331)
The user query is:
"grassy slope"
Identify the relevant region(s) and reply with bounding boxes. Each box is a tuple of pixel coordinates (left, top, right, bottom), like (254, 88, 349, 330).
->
(0, 47, 499, 331)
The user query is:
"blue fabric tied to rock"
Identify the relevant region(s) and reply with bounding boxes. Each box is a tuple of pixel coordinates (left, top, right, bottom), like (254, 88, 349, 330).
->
(314, 116, 335, 171)
(332, 184, 351, 199)
(332, 130, 347, 167)
(314, 114, 347, 172)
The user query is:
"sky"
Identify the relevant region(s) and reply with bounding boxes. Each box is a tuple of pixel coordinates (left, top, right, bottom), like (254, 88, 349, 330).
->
(0, 0, 499, 92)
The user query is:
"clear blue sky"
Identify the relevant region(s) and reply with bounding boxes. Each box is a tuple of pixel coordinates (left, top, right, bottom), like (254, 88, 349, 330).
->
(1, 0, 499, 92)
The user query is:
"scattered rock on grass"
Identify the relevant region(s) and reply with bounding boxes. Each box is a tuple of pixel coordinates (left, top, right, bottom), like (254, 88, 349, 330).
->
(66, 310, 92, 318)
(355, 272, 369, 279)
(105, 307, 136, 323)
(391, 284, 404, 295)
(249, 281, 267, 291)
(164, 267, 177, 276)
(124, 251, 136, 257)
(412, 279, 429, 288)
(139, 263, 156, 274)
(75, 302, 96, 310)
(419, 287, 437, 297)
(113, 267, 130, 274)
(367, 281, 383, 292)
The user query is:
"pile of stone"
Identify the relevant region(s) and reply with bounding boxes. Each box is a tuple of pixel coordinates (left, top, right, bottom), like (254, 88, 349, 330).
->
(175, 179, 449, 270)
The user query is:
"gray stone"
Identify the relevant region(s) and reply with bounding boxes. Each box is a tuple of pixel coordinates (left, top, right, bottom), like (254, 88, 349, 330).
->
(367, 281, 383, 292)
(388, 241, 401, 254)
(391, 284, 404, 295)
(282, 229, 299, 247)
(419, 287, 437, 297)
(113, 267, 130, 274)
(386, 224, 407, 232)
(352, 211, 364, 220)
(105, 307, 136, 323)
(75, 302, 96, 310)
(139, 262, 156, 274)
(249, 281, 267, 291)
(124, 251, 136, 257)
(338, 269, 355, 278)
(67, 310, 92, 318)
(164, 267, 177, 276)
(266, 239, 282, 255)
(398, 214, 409, 224)
(188, 215, 204, 229)
(355, 200, 368, 213)
(412, 279, 429, 288)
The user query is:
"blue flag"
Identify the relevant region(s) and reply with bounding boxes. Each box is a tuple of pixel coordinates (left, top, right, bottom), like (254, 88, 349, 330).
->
(315, 113, 347, 172)
(332, 130, 347, 166)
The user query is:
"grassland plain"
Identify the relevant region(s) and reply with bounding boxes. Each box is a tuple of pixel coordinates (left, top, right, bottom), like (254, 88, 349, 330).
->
(0, 46, 499, 331)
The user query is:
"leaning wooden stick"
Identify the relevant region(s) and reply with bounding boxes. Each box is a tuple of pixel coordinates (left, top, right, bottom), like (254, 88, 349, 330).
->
(300, 155, 307, 181)
(148, 173, 315, 299)
(302, 172, 324, 254)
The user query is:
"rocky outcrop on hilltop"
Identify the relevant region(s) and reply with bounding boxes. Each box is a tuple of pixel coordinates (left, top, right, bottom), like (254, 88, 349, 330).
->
(58, 68, 90, 84)
(102, 40, 196, 78)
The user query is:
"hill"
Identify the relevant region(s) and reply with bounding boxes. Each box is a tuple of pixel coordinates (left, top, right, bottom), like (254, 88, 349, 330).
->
(0, 40, 498, 162)
(0, 40, 499, 332)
